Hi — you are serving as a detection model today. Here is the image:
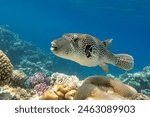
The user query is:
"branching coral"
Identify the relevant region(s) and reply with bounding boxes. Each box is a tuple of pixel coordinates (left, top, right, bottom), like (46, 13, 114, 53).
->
(74, 76, 150, 100)
(0, 50, 13, 86)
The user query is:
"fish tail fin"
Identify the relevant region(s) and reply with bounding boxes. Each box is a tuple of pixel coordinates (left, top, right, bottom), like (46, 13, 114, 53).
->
(113, 54, 134, 70)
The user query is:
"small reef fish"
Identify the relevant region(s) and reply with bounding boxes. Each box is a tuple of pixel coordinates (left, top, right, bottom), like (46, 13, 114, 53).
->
(50, 33, 134, 72)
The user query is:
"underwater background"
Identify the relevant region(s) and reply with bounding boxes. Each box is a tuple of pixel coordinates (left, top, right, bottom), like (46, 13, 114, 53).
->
(0, 0, 150, 78)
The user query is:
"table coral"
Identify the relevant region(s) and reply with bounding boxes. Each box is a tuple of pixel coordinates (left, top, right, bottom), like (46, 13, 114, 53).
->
(0, 50, 13, 86)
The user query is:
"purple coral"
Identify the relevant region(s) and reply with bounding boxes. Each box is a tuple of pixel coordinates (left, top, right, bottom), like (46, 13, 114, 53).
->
(34, 83, 48, 96)
(27, 72, 51, 88)
(28, 72, 45, 87)
(45, 76, 51, 85)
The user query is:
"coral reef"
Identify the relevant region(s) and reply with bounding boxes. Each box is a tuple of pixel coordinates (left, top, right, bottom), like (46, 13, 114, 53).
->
(0, 85, 37, 100)
(50, 72, 83, 90)
(34, 83, 48, 96)
(0, 27, 53, 76)
(0, 92, 14, 100)
(28, 72, 45, 87)
(115, 66, 150, 97)
(74, 76, 149, 100)
(40, 73, 82, 100)
(26, 72, 51, 88)
(10, 70, 27, 87)
(0, 71, 149, 100)
(0, 50, 13, 86)
(40, 84, 76, 100)
(0, 27, 150, 100)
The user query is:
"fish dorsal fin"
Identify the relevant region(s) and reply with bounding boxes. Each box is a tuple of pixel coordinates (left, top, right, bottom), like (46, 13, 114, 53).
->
(99, 63, 109, 73)
(102, 39, 113, 47)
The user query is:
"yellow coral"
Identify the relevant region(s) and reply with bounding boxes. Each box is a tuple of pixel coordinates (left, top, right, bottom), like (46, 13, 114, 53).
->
(40, 84, 77, 100)
(40, 89, 58, 100)
(53, 84, 69, 99)
(65, 90, 76, 100)
(0, 50, 13, 86)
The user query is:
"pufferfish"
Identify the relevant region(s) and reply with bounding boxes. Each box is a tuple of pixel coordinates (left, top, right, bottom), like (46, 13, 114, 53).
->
(50, 33, 134, 72)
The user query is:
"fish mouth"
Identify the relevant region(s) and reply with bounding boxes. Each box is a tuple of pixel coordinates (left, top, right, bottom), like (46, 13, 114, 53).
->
(51, 45, 57, 51)
(50, 41, 58, 53)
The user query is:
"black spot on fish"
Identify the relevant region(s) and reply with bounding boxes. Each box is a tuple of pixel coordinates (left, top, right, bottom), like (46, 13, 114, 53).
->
(85, 45, 92, 58)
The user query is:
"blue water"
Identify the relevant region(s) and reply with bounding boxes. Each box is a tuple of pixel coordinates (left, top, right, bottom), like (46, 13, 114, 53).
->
(0, 0, 150, 78)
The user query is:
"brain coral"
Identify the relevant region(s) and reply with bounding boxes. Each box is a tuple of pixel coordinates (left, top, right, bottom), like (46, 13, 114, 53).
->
(74, 76, 150, 100)
(0, 50, 13, 86)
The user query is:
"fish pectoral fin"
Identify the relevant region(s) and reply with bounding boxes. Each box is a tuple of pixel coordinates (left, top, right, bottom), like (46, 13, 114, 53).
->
(99, 63, 109, 73)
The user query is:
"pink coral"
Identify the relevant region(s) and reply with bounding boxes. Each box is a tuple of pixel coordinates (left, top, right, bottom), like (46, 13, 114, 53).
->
(34, 83, 48, 96)
(28, 72, 45, 87)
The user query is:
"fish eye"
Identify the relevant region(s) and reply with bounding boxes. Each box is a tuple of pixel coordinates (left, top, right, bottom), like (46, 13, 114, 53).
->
(74, 37, 79, 42)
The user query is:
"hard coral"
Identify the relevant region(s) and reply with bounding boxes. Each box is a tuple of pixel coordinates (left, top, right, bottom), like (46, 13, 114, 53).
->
(10, 70, 26, 87)
(50, 72, 82, 90)
(40, 84, 76, 100)
(28, 72, 45, 87)
(0, 50, 13, 86)
(40, 89, 58, 100)
(119, 67, 150, 97)
(2, 85, 36, 100)
(0, 27, 53, 76)
(65, 90, 77, 100)
(40, 73, 82, 100)
(53, 84, 69, 99)
(74, 76, 149, 100)
(34, 83, 48, 96)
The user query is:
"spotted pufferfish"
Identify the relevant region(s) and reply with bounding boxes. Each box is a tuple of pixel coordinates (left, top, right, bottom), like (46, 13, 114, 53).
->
(50, 33, 134, 72)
